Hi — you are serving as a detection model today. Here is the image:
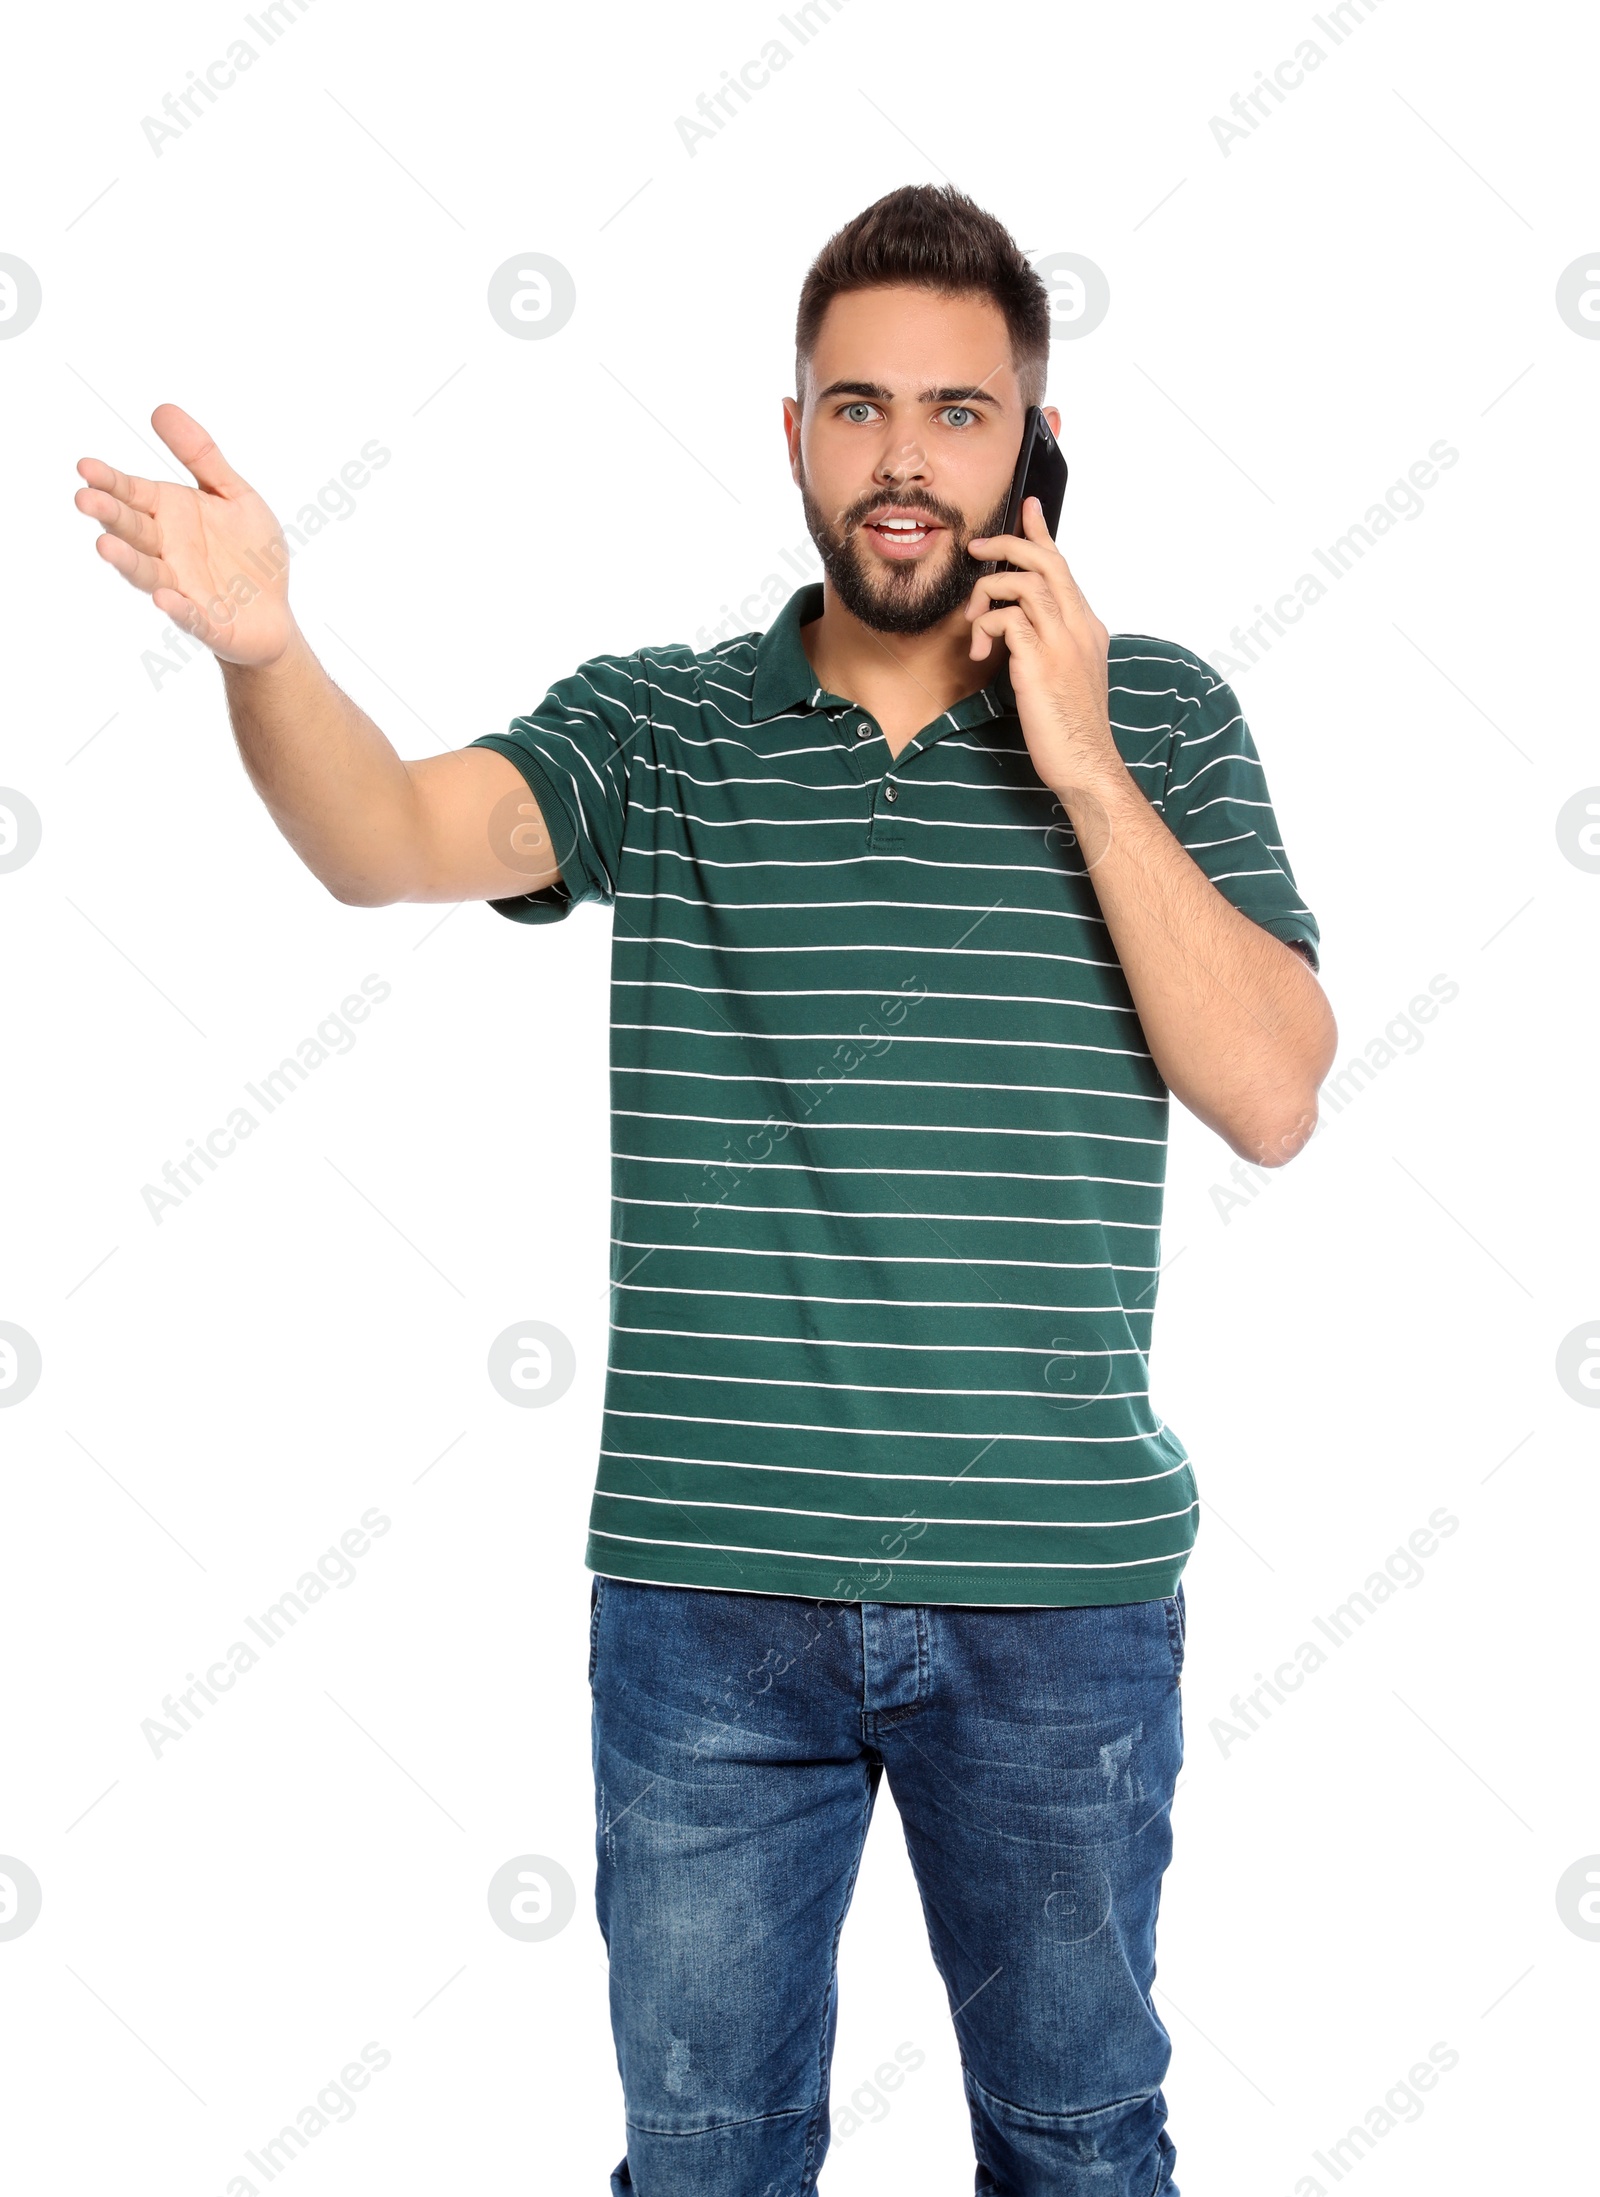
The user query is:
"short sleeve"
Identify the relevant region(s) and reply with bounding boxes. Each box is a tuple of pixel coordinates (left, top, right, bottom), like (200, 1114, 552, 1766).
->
(468, 655, 647, 925)
(1159, 652, 1321, 972)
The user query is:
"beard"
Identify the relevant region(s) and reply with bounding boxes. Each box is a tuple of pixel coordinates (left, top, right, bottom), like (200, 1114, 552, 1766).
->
(798, 473, 1013, 637)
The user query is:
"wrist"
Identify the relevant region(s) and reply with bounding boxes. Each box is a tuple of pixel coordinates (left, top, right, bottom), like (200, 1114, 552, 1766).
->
(1043, 747, 1138, 875)
(1046, 740, 1132, 815)
(219, 617, 308, 682)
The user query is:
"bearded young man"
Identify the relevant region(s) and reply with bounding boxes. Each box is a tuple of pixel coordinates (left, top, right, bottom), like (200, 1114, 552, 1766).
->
(75, 184, 1335, 2196)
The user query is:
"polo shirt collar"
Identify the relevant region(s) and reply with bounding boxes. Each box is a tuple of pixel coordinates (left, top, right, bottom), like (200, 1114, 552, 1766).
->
(750, 582, 1018, 729)
(750, 583, 828, 717)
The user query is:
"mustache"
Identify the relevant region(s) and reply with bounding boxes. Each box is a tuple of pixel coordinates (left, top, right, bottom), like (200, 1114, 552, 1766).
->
(827, 488, 968, 537)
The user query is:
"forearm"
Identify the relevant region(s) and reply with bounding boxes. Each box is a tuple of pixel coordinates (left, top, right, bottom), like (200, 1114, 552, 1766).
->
(218, 623, 427, 905)
(1059, 759, 1337, 1164)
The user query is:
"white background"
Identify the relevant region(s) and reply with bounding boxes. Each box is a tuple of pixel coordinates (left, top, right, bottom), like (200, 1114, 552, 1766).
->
(2, 0, 1595, 2190)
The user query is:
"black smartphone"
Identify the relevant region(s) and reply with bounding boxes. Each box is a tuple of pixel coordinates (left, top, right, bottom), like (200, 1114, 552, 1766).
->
(979, 405, 1069, 585)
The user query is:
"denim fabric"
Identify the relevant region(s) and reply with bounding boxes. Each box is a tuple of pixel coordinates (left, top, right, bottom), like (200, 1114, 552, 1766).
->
(590, 1576, 1186, 2195)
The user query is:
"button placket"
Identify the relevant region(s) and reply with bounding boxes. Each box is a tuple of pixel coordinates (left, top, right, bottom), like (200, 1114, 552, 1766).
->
(830, 707, 881, 790)
(868, 743, 904, 853)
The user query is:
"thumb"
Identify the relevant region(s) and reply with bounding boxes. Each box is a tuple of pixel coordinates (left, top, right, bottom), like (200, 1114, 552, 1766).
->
(151, 403, 250, 497)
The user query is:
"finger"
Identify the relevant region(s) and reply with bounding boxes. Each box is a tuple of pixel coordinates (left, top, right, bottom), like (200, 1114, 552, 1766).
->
(150, 403, 249, 496)
(1021, 495, 1094, 612)
(964, 568, 1062, 622)
(75, 455, 161, 517)
(967, 530, 1035, 563)
(967, 532, 1070, 610)
(968, 604, 1036, 662)
(74, 484, 163, 557)
(968, 498, 1060, 567)
(91, 527, 179, 595)
(972, 500, 1089, 621)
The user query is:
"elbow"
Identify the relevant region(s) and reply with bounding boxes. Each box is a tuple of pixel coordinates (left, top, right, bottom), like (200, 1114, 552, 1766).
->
(1231, 1092, 1320, 1169)
(1231, 992, 1337, 1168)
(323, 874, 399, 908)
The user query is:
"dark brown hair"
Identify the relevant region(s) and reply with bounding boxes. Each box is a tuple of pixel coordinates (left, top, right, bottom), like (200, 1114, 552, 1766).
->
(795, 184, 1051, 406)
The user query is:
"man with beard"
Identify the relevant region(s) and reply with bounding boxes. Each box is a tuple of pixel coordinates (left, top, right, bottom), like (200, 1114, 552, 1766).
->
(74, 184, 1335, 2196)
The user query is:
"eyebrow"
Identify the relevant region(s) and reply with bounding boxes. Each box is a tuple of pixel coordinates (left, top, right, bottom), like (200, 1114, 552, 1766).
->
(813, 379, 1003, 408)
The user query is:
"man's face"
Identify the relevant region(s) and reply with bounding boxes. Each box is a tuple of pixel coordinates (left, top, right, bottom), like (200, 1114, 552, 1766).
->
(783, 284, 1058, 637)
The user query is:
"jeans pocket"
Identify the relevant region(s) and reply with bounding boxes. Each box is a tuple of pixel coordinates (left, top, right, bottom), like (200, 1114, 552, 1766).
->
(588, 1574, 605, 1687)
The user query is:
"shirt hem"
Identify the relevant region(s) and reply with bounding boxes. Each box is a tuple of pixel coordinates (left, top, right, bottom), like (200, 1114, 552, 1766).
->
(583, 1537, 1192, 1608)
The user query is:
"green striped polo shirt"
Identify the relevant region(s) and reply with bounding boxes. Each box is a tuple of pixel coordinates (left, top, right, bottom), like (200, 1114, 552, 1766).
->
(472, 582, 1319, 1607)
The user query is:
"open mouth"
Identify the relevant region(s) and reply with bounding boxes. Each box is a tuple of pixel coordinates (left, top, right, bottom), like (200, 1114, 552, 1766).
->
(861, 508, 945, 560)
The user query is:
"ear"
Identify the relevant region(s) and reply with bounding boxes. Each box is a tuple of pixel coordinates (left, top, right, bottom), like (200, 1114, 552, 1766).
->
(782, 394, 803, 485)
(1043, 405, 1061, 438)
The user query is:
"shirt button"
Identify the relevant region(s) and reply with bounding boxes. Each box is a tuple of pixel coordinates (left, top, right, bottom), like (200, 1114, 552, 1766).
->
(883, 781, 898, 803)
(855, 721, 873, 739)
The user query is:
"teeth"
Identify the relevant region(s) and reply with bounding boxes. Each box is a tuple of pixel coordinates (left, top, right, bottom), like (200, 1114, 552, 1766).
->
(879, 519, 927, 532)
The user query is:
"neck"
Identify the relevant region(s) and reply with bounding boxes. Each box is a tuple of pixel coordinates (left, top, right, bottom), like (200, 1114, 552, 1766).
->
(799, 577, 1000, 748)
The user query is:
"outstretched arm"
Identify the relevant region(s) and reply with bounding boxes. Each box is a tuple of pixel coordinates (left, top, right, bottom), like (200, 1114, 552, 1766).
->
(75, 404, 557, 907)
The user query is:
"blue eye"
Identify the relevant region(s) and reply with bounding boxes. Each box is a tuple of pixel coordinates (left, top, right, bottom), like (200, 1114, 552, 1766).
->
(941, 406, 977, 428)
(843, 402, 876, 423)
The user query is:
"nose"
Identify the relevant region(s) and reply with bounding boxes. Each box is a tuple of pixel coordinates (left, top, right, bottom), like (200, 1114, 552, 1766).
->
(873, 432, 929, 491)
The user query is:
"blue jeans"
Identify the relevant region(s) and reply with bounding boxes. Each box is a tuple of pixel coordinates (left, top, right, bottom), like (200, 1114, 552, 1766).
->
(589, 1576, 1187, 2195)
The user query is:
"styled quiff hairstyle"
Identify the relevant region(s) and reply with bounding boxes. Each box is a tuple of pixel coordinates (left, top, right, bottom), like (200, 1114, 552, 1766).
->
(795, 184, 1051, 408)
